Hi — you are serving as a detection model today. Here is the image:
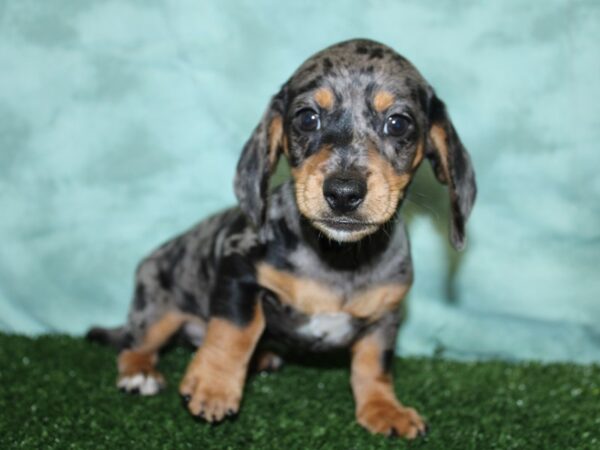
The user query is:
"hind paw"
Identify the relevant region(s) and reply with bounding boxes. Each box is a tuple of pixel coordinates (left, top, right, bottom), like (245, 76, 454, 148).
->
(117, 371, 165, 396)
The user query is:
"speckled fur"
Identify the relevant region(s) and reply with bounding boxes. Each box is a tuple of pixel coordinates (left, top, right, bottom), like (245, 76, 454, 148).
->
(87, 38, 476, 438)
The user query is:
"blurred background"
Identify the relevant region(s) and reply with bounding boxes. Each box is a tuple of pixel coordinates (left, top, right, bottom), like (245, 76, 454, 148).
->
(1, 0, 598, 362)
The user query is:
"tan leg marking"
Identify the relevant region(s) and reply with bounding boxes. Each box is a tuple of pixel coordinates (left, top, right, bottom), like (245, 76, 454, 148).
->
(352, 334, 426, 439)
(117, 311, 200, 395)
(179, 303, 265, 422)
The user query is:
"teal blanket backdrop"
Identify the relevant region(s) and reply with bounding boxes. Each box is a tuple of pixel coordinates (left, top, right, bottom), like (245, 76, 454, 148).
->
(1, 0, 598, 362)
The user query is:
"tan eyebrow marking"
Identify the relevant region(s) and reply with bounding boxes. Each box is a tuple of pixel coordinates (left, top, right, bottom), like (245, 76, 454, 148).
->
(373, 91, 395, 112)
(314, 88, 334, 109)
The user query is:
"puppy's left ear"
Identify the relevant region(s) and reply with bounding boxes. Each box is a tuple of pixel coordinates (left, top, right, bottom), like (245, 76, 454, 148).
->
(425, 92, 477, 251)
(234, 87, 287, 227)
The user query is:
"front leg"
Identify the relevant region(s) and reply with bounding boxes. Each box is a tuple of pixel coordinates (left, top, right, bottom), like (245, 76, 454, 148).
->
(351, 317, 427, 439)
(179, 301, 265, 422)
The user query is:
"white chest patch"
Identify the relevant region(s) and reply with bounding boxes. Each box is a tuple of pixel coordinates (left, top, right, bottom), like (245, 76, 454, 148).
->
(297, 312, 354, 345)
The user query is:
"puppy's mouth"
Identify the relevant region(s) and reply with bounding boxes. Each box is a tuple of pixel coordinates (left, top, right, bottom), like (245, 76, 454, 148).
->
(317, 218, 374, 231)
(312, 218, 380, 242)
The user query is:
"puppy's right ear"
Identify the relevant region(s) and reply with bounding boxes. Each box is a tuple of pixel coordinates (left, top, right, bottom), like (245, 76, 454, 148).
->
(234, 87, 287, 227)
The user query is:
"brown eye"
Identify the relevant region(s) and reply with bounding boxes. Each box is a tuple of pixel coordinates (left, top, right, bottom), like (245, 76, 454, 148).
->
(384, 114, 411, 137)
(297, 108, 321, 132)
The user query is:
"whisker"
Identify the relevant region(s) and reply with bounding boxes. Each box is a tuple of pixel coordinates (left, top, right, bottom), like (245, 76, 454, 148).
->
(404, 196, 440, 221)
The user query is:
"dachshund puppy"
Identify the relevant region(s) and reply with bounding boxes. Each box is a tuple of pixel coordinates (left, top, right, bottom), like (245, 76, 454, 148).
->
(87, 38, 476, 439)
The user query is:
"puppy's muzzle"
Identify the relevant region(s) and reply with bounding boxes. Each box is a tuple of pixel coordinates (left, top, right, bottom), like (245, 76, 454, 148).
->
(323, 173, 367, 214)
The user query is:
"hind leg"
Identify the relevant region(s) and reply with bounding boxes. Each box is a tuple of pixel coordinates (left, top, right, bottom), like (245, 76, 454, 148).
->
(118, 257, 207, 395)
(117, 350, 163, 395)
(117, 311, 199, 395)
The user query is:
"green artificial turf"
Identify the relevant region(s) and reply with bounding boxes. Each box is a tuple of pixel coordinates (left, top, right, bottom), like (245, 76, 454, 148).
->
(1, 335, 599, 450)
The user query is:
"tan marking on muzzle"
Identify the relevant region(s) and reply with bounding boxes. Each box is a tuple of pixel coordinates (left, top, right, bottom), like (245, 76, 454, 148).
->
(291, 145, 332, 219)
(363, 148, 410, 223)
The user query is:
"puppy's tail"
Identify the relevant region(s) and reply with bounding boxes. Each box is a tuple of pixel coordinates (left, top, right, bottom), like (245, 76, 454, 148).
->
(85, 325, 131, 350)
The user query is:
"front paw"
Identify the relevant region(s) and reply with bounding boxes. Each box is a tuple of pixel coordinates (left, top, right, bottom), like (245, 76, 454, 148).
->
(357, 399, 427, 439)
(179, 371, 242, 423)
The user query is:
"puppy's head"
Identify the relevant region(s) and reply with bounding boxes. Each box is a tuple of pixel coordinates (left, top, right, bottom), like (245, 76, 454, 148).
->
(235, 39, 476, 249)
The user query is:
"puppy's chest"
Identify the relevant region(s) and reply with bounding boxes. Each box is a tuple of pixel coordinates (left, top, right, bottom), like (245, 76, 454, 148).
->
(256, 262, 408, 348)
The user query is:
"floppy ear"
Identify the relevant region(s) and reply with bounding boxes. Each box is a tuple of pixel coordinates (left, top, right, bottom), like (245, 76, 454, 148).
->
(234, 87, 287, 227)
(425, 92, 477, 251)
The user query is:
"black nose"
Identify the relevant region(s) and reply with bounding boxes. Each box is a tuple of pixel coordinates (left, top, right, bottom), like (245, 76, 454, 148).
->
(323, 174, 367, 213)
